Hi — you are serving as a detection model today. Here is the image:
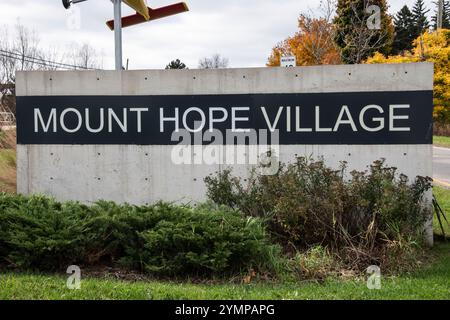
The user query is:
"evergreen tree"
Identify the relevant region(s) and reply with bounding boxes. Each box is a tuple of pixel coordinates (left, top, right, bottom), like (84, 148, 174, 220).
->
(393, 5, 416, 54)
(333, 0, 394, 64)
(412, 0, 430, 36)
(165, 59, 187, 69)
(432, 0, 450, 29)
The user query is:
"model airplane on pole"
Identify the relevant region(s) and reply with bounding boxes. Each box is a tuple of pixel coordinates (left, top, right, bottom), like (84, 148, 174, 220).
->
(62, 0, 189, 70)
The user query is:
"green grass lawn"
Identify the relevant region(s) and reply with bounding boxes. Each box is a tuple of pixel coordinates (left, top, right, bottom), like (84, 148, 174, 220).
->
(1, 242, 450, 300)
(0, 149, 16, 193)
(434, 186, 450, 236)
(0, 149, 15, 169)
(0, 187, 449, 300)
(434, 136, 450, 148)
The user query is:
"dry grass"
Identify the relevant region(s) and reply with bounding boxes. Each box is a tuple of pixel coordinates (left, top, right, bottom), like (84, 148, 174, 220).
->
(434, 123, 450, 137)
(0, 128, 16, 193)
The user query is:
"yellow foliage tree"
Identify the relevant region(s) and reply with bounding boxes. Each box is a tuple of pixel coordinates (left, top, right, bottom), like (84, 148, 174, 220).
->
(267, 15, 342, 67)
(366, 29, 450, 124)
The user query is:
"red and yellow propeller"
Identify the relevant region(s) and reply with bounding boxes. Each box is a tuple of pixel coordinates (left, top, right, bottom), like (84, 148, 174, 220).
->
(62, 0, 189, 30)
(123, 0, 151, 20)
(107, 0, 189, 30)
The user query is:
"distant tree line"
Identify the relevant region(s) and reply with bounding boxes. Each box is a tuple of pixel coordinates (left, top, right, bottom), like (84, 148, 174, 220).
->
(268, 0, 447, 65)
(165, 54, 230, 70)
(392, 0, 450, 54)
(0, 23, 102, 115)
(267, 0, 450, 127)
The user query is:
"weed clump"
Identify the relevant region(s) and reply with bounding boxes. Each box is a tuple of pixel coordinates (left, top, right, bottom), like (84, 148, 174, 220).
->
(205, 158, 432, 275)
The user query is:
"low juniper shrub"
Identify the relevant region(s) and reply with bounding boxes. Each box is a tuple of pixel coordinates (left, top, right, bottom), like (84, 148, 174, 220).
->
(0, 195, 280, 277)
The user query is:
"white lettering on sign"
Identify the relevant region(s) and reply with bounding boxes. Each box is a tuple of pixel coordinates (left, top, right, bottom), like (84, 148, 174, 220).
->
(32, 104, 411, 134)
(130, 108, 149, 133)
(333, 105, 357, 132)
(160, 108, 179, 133)
(86, 108, 105, 133)
(261, 106, 283, 132)
(360, 105, 384, 132)
(232, 107, 250, 132)
(108, 109, 127, 133)
(389, 104, 411, 132)
(315, 106, 332, 132)
(209, 107, 228, 131)
(60, 108, 83, 133)
(182, 107, 206, 133)
(34, 108, 149, 134)
(295, 106, 313, 132)
(34, 108, 57, 133)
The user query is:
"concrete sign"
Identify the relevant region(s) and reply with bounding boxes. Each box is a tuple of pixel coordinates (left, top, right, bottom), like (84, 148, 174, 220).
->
(16, 63, 434, 207)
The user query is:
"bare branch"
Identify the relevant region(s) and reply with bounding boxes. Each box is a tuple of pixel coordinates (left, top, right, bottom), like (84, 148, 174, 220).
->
(198, 54, 229, 69)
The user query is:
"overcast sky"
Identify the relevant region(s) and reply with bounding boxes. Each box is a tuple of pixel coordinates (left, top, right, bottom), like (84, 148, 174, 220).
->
(0, 0, 436, 70)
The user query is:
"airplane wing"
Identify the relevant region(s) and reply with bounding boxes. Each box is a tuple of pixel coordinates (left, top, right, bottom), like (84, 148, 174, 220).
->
(107, 2, 189, 30)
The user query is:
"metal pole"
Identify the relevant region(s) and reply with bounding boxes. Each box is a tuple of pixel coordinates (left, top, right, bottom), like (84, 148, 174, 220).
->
(438, 0, 444, 29)
(113, 0, 123, 70)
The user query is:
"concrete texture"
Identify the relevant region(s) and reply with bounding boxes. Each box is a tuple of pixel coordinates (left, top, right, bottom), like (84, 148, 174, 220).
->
(16, 63, 434, 96)
(17, 144, 432, 204)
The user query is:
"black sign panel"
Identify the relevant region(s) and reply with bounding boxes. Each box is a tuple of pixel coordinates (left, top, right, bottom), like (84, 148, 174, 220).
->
(16, 91, 433, 145)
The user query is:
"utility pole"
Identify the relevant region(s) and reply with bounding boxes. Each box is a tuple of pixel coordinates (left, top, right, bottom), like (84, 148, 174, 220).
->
(113, 0, 123, 70)
(62, 0, 189, 71)
(437, 0, 444, 29)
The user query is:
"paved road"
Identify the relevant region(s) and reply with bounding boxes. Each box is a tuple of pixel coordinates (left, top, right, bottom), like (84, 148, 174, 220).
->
(434, 146, 450, 188)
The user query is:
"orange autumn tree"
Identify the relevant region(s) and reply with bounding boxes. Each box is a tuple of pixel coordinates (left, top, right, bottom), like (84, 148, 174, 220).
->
(267, 14, 342, 66)
(366, 29, 450, 125)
